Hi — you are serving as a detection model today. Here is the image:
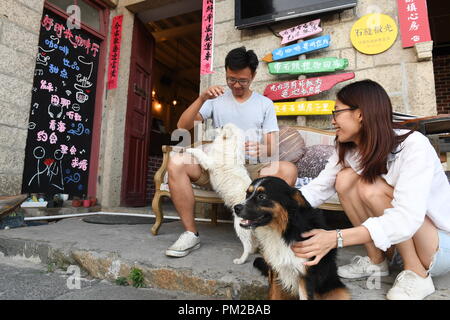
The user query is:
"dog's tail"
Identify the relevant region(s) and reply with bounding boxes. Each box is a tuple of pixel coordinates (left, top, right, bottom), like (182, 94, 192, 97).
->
(253, 257, 270, 277)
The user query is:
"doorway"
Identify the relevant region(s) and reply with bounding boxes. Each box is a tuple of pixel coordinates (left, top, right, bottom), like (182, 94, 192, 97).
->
(122, 3, 202, 206)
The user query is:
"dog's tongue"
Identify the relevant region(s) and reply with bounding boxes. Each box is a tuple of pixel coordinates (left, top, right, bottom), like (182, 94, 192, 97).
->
(240, 219, 252, 226)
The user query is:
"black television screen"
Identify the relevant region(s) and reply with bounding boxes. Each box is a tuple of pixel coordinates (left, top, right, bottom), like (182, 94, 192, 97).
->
(235, 0, 357, 29)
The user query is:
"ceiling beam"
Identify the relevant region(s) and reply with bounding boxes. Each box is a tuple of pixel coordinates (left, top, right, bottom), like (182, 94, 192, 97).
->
(151, 22, 201, 42)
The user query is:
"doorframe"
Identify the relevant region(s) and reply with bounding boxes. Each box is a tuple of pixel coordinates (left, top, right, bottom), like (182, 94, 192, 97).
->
(43, 0, 110, 198)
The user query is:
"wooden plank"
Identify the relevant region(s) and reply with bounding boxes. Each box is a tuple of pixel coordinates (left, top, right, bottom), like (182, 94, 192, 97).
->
(279, 19, 322, 45)
(268, 57, 348, 75)
(264, 72, 355, 101)
(274, 100, 335, 116)
(0, 194, 28, 218)
(264, 35, 331, 62)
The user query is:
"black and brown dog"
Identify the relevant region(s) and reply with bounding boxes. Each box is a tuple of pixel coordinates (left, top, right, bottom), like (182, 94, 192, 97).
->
(234, 176, 350, 300)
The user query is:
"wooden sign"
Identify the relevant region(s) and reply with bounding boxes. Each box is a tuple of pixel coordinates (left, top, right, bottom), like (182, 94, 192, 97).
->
(397, 0, 431, 48)
(279, 19, 322, 45)
(22, 9, 100, 197)
(263, 35, 330, 62)
(350, 14, 398, 55)
(268, 58, 348, 75)
(274, 101, 336, 116)
(264, 73, 355, 101)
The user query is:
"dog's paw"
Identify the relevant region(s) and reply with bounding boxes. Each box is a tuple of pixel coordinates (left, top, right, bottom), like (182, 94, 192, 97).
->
(233, 257, 247, 265)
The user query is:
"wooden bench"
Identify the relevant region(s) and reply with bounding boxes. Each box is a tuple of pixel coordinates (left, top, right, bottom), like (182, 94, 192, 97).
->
(150, 126, 343, 235)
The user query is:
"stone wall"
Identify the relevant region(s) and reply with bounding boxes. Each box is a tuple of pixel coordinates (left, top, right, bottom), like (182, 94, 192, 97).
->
(0, 0, 44, 195)
(205, 0, 437, 129)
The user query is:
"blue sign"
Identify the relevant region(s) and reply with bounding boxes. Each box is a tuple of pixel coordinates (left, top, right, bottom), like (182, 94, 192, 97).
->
(272, 35, 331, 61)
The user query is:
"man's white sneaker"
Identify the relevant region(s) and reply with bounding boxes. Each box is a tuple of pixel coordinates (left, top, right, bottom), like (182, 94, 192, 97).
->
(337, 255, 389, 279)
(386, 270, 435, 300)
(165, 231, 200, 257)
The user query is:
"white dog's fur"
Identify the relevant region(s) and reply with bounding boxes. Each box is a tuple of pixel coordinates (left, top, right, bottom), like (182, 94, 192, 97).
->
(186, 123, 258, 264)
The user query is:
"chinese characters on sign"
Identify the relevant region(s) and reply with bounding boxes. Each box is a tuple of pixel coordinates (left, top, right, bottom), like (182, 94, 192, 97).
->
(350, 14, 398, 55)
(264, 73, 355, 101)
(107, 15, 123, 90)
(279, 19, 322, 45)
(270, 35, 330, 61)
(268, 58, 348, 75)
(200, 0, 214, 75)
(22, 9, 100, 197)
(274, 101, 336, 116)
(397, 0, 431, 48)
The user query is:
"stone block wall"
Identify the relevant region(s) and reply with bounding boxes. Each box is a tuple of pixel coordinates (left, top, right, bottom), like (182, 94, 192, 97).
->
(433, 54, 450, 114)
(0, 0, 44, 195)
(204, 0, 438, 129)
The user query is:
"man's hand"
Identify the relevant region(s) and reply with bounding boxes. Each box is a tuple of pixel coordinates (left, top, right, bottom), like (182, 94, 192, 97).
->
(200, 85, 225, 101)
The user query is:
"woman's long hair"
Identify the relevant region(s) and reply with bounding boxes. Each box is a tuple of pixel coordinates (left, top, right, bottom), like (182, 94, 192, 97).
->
(336, 80, 413, 183)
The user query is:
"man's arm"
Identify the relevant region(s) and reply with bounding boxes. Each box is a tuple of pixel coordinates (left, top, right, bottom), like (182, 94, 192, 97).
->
(177, 85, 225, 130)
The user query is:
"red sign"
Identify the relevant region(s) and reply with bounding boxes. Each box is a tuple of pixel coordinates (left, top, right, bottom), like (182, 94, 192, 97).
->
(107, 15, 123, 90)
(397, 0, 431, 48)
(200, 0, 214, 75)
(263, 73, 355, 101)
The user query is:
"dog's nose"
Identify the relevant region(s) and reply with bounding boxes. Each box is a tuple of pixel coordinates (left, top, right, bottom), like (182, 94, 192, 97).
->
(234, 204, 243, 213)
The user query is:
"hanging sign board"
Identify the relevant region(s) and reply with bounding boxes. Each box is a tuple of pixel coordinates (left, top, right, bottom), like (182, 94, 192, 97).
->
(350, 13, 398, 55)
(268, 58, 348, 75)
(22, 9, 100, 197)
(263, 35, 331, 62)
(200, 0, 215, 75)
(107, 15, 123, 90)
(264, 72, 355, 101)
(274, 101, 336, 116)
(397, 0, 431, 48)
(279, 19, 322, 45)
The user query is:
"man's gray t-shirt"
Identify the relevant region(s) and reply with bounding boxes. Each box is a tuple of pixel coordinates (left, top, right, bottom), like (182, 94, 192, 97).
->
(198, 89, 279, 143)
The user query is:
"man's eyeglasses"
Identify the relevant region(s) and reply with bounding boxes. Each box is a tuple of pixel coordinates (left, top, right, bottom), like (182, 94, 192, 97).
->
(331, 107, 357, 120)
(226, 78, 251, 86)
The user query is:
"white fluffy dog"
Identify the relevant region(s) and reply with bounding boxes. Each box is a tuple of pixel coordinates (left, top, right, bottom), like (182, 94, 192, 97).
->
(186, 123, 258, 264)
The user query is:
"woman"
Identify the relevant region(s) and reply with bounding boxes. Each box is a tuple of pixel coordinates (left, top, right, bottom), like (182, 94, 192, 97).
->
(292, 80, 450, 300)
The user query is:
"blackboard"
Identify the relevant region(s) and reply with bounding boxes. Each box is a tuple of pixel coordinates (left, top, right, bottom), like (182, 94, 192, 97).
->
(22, 9, 101, 198)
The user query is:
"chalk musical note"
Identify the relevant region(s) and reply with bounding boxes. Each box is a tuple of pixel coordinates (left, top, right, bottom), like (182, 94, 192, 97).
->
(35, 69, 44, 76)
(79, 149, 86, 155)
(32, 87, 37, 92)
(66, 135, 71, 141)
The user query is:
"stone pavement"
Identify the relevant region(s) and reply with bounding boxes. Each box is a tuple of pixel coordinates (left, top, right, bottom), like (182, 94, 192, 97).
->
(0, 211, 449, 300)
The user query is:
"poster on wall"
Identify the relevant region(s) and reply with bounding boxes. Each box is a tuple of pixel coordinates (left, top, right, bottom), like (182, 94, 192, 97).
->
(22, 8, 100, 198)
(397, 0, 431, 48)
(200, 0, 214, 75)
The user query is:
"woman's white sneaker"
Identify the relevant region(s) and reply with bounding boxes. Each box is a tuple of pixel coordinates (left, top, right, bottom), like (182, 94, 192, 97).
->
(338, 255, 389, 279)
(386, 270, 435, 300)
(165, 231, 200, 257)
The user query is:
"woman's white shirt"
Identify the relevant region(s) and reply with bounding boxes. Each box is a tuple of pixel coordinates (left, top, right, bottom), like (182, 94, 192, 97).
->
(300, 130, 450, 251)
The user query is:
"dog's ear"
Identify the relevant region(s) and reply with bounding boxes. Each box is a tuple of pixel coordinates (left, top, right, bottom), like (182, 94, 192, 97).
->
(290, 188, 310, 208)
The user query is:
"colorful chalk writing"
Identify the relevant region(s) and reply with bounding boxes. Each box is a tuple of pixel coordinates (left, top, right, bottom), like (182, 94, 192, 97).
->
(22, 9, 100, 197)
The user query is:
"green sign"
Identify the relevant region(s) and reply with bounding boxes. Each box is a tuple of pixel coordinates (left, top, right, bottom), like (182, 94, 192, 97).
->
(268, 57, 348, 75)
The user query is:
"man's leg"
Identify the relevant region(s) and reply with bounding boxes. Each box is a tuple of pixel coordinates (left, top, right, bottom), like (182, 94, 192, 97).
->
(167, 153, 204, 234)
(258, 161, 298, 186)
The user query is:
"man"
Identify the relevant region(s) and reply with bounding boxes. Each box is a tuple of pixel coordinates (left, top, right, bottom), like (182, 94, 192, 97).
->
(165, 47, 298, 258)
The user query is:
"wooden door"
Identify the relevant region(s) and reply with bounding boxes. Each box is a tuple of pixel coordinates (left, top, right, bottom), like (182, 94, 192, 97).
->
(121, 19, 154, 206)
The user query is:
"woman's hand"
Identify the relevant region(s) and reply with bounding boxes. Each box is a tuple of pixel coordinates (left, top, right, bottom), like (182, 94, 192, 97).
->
(291, 229, 337, 266)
